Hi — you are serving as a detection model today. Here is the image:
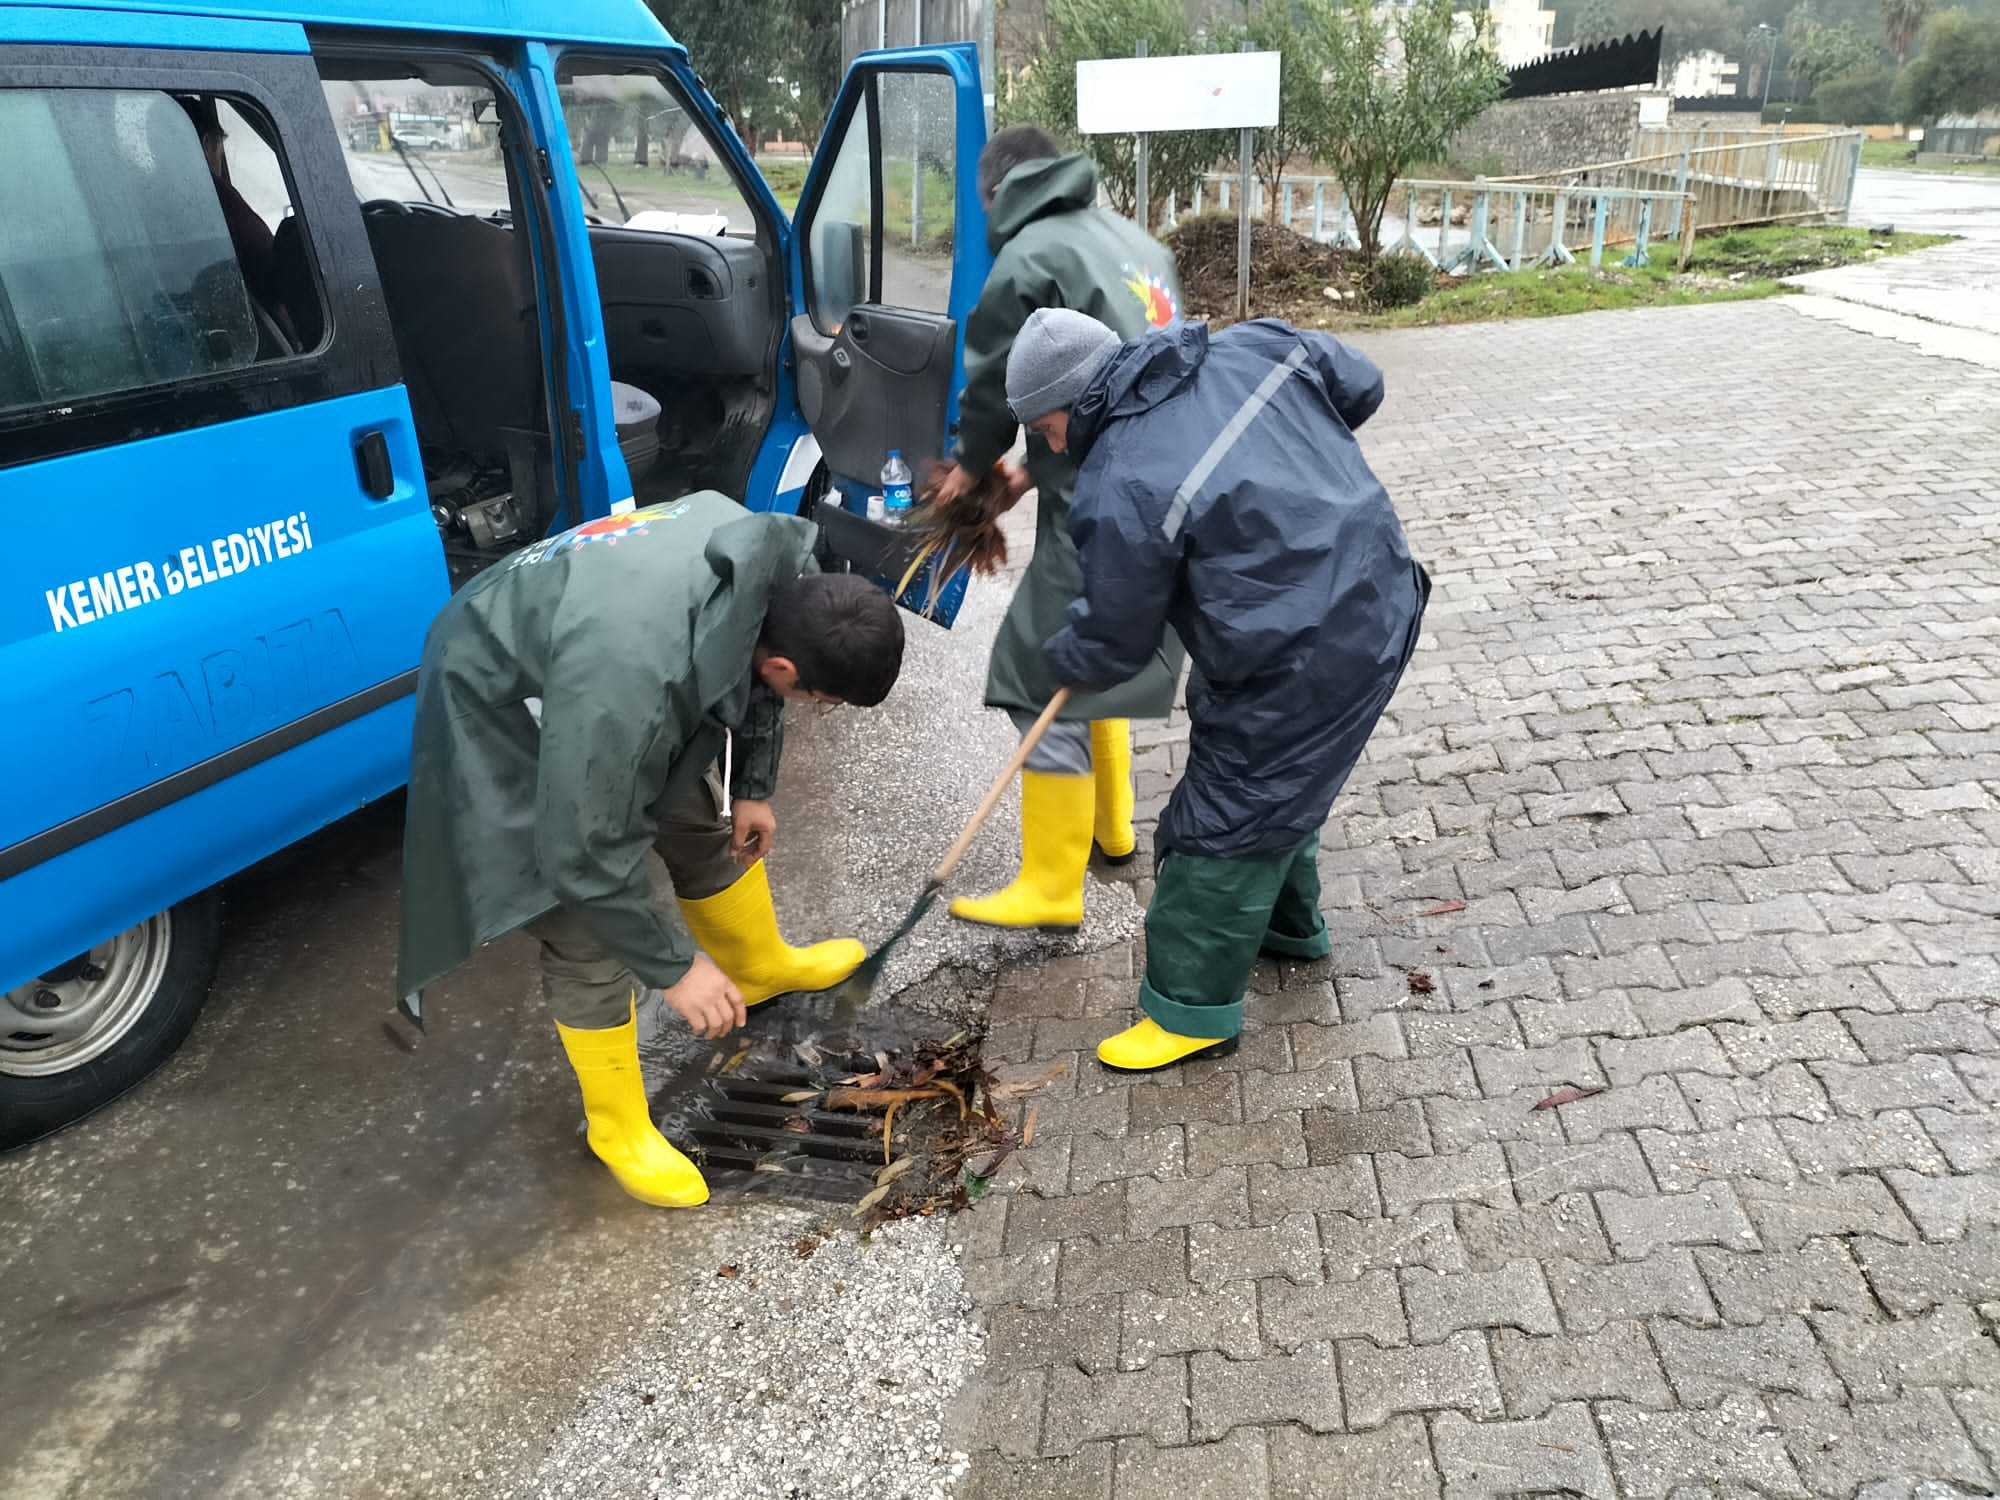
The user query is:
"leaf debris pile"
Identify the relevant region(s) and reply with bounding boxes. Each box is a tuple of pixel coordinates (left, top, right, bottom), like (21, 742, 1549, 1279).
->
(894, 462, 1016, 619)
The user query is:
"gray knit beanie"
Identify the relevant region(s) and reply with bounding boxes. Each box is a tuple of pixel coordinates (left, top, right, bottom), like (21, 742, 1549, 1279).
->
(1006, 308, 1122, 423)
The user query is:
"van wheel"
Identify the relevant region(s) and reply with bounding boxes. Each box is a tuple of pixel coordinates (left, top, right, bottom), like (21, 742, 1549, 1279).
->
(0, 893, 222, 1149)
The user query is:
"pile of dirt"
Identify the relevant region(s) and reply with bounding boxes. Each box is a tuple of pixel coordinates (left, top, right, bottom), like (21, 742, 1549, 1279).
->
(1166, 211, 1371, 324)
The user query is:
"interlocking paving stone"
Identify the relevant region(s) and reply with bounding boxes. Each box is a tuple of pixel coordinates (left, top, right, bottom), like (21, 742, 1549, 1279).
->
(1599, 1395, 1812, 1499)
(1110, 1428, 1269, 1500)
(1652, 1314, 1846, 1406)
(1546, 1250, 1719, 1333)
(1772, 1389, 1999, 1497)
(1693, 1240, 1876, 1324)
(1431, 1402, 1617, 1500)
(1261, 1267, 1408, 1351)
(1809, 1304, 2000, 1401)
(1189, 1341, 1342, 1441)
(1121, 1280, 1262, 1368)
(1401, 1259, 1559, 1343)
(1597, 1181, 1759, 1260)
(1339, 1329, 1503, 1428)
(1489, 1320, 1674, 1417)
(1267, 1417, 1441, 1499)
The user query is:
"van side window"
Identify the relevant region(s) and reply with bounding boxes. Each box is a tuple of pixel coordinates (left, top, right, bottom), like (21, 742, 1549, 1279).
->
(875, 71, 956, 313)
(556, 70, 765, 244)
(0, 89, 318, 416)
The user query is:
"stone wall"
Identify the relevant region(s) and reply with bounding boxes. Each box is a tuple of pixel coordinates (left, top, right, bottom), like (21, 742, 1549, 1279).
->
(1451, 93, 1663, 176)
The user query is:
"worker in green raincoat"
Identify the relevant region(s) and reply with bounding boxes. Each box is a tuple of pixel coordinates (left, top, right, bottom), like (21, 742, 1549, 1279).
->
(929, 125, 1186, 934)
(396, 492, 905, 1208)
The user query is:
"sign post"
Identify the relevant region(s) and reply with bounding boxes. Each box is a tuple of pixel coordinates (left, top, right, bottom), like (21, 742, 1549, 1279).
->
(1133, 39, 1149, 233)
(1075, 50, 1280, 313)
(1236, 45, 1253, 323)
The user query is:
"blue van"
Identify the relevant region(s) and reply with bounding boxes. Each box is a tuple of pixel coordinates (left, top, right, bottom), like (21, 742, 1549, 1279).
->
(0, 0, 993, 1144)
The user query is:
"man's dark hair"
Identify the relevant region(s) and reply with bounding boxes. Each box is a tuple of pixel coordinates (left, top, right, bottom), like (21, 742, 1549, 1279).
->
(977, 124, 1063, 206)
(763, 573, 905, 707)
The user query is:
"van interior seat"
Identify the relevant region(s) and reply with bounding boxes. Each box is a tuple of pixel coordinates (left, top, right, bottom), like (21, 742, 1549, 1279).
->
(270, 216, 322, 352)
(360, 209, 539, 470)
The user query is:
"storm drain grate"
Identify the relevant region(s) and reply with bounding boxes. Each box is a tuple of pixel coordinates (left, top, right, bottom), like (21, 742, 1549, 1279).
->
(643, 996, 977, 1207)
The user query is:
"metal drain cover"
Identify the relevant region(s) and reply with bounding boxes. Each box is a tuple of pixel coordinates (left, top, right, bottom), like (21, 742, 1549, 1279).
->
(641, 992, 955, 1204)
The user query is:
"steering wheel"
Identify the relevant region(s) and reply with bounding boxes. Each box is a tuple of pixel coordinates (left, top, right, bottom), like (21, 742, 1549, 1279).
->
(360, 198, 411, 216)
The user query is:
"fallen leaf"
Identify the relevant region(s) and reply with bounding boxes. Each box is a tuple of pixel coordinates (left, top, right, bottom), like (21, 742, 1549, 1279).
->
(716, 1264, 741, 1279)
(780, 1089, 822, 1104)
(752, 1160, 790, 1173)
(990, 1062, 1069, 1100)
(852, 1182, 893, 1217)
(1022, 1106, 1038, 1149)
(1419, 899, 1467, 917)
(1531, 1085, 1606, 1112)
(782, 1114, 811, 1133)
(823, 1085, 948, 1110)
(877, 1156, 917, 1186)
(1476, 978, 1496, 990)
(793, 1234, 821, 1259)
(1405, 970, 1436, 994)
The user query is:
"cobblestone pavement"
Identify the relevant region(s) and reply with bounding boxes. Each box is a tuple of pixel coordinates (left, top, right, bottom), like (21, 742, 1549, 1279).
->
(947, 301, 2000, 1500)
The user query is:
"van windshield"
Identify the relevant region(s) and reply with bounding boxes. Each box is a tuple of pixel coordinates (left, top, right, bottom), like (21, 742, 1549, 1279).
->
(318, 74, 513, 216)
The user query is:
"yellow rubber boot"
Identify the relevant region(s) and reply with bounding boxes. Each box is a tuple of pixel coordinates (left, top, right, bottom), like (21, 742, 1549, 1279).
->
(555, 1002, 709, 1207)
(678, 860, 865, 1007)
(1090, 719, 1137, 865)
(950, 770, 1094, 932)
(1097, 1016, 1238, 1072)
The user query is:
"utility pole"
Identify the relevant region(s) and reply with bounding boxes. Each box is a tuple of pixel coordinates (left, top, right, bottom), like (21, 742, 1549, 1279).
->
(1757, 23, 1778, 118)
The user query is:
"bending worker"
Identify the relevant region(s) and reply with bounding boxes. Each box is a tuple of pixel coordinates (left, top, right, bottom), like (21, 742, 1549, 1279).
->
(1007, 309, 1431, 1071)
(930, 124, 1186, 932)
(396, 494, 905, 1206)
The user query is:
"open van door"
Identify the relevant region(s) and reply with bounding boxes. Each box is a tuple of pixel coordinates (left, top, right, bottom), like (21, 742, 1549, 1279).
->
(786, 45, 991, 625)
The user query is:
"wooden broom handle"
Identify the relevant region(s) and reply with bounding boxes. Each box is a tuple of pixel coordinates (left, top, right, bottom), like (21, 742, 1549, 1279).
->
(931, 689, 1073, 885)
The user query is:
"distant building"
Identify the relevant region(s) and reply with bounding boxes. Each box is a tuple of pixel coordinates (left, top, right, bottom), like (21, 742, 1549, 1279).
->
(1473, 0, 1557, 67)
(1666, 48, 1741, 98)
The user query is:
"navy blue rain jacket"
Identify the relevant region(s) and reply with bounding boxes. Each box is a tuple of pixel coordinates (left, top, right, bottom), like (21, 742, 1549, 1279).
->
(1044, 319, 1430, 861)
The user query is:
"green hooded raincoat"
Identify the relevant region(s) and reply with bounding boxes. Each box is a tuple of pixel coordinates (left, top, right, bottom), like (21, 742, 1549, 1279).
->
(395, 493, 813, 1002)
(953, 154, 1185, 722)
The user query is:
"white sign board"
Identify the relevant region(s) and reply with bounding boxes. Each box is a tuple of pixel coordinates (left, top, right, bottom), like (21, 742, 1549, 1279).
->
(1076, 51, 1281, 136)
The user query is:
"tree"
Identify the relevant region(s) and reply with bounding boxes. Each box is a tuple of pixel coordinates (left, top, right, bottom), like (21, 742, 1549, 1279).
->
(1811, 61, 1896, 118)
(1894, 7, 2000, 117)
(655, 1, 780, 147)
(1303, 0, 1506, 258)
(1624, 0, 1747, 65)
(1573, 0, 1626, 44)
(1221, 1, 1334, 223)
(999, 0, 1235, 227)
(654, 0, 840, 150)
(1878, 0, 1933, 65)
(1790, 18, 1881, 88)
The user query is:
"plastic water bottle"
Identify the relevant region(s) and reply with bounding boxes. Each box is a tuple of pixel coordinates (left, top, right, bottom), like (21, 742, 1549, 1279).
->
(881, 450, 914, 520)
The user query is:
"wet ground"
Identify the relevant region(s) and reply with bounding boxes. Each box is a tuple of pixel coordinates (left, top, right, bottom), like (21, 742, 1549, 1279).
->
(1784, 169, 2000, 362)
(0, 549, 1122, 1499)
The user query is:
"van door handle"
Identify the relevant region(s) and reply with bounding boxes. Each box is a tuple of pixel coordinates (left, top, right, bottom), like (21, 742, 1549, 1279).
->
(355, 430, 395, 499)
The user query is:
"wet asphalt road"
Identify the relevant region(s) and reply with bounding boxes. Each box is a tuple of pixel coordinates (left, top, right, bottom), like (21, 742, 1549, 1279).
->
(0, 535, 1131, 1498)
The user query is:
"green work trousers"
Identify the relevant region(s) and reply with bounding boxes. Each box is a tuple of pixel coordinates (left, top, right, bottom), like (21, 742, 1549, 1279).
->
(1139, 833, 1330, 1040)
(526, 768, 739, 1030)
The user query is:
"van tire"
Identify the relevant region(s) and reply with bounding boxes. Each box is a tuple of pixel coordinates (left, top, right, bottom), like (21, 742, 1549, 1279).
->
(0, 893, 222, 1150)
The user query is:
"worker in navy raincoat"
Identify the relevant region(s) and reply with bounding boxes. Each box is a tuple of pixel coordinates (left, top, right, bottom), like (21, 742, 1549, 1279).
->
(1005, 309, 1430, 1072)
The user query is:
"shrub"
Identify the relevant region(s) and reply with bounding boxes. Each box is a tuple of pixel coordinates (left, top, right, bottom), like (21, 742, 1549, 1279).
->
(1370, 251, 1437, 309)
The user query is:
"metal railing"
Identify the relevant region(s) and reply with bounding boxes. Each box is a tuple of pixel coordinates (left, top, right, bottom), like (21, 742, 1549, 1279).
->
(1164, 173, 1700, 272)
(1500, 128, 1864, 237)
